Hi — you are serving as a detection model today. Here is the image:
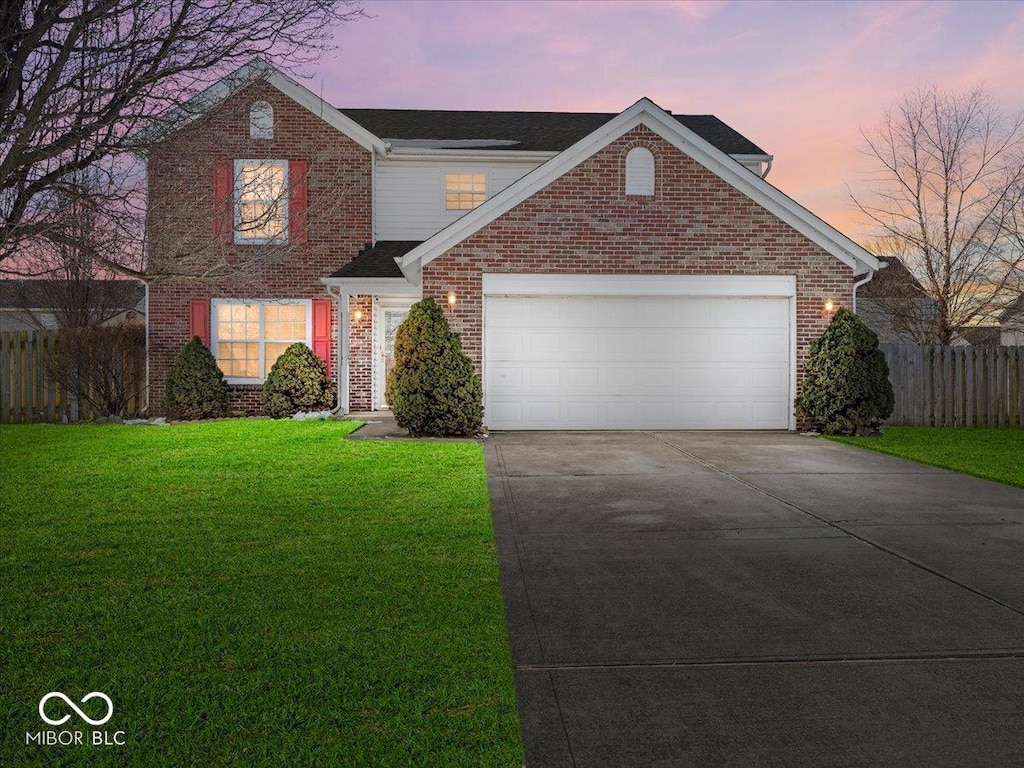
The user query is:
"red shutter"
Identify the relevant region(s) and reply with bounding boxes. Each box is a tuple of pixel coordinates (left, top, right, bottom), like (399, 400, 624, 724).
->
(213, 159, 233, 243)
(312, 298, 331, 376)
(289, 160, 308, 243)
(189, 300, 211, 347)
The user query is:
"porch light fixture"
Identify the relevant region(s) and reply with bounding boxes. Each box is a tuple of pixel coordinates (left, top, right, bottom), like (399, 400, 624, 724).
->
(447, 291, 457, 308)
(353, 308, 363, 322)
(821, 299, 836, 320)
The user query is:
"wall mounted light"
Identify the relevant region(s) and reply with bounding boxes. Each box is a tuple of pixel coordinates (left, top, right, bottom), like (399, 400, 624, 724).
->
(447, 291, 457, 309)
(353, 308, 363, 322)
(821, 299, 836, 320)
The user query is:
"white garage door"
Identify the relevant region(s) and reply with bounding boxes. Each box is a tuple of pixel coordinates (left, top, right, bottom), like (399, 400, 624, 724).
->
(484, 294, 791, 430)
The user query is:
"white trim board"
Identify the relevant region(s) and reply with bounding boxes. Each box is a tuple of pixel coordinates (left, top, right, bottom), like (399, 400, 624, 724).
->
(481, 273, 797, 298)
(319, 276, 422, 298)
(400, 98, 880, 277)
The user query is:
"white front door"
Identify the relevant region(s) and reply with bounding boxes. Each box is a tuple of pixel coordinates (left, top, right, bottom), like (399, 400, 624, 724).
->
(373, 299, 414, 409)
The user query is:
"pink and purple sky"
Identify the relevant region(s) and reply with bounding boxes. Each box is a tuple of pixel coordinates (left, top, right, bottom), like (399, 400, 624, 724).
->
(308, 0, 1023, 244)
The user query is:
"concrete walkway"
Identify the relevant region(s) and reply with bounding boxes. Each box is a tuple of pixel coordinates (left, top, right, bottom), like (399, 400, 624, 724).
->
(485, 431, 1024, 767)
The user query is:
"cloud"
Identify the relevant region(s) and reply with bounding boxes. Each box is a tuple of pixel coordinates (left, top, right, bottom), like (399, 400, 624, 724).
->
(314, 0, 1022, 242)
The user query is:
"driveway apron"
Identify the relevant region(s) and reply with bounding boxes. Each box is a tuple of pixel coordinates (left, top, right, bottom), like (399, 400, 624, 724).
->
(485, 431, 1024, 767)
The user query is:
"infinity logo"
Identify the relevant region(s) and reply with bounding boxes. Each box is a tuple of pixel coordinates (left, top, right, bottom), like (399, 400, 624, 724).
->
(38, 692, 114, 727)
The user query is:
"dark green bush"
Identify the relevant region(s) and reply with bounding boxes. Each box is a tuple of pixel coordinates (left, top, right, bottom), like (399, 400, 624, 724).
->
(795, 308, 894, 435)
(165, 337, 229, 420)
(261, 342, 336, 418)
(385, 298, 483, 437)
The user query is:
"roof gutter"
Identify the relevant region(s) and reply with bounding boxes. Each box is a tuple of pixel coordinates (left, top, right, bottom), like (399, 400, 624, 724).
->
(386, 148, 558, 162)
(729, 153, 774, 179)
(852, 262, 885, 313)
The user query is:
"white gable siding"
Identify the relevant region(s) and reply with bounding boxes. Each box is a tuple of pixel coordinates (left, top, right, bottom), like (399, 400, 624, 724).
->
(375, 158, 543, 241)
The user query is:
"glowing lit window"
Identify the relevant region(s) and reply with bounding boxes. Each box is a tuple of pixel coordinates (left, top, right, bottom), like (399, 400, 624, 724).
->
(234, 160, 288, 243)
(212, 300, 308, 380)
(445, 173, 486, 210)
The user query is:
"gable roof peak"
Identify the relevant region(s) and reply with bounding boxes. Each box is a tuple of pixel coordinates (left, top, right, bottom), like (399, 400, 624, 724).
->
(396, 96, 880, 277)
(132, 58, 386, 152)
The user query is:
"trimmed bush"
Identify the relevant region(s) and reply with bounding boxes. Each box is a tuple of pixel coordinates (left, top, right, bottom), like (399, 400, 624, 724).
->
(165, 337, 229, 420)
(385, 298, 483, 437)
(261, 342, 337, 418)
(795, 308, 895, 435)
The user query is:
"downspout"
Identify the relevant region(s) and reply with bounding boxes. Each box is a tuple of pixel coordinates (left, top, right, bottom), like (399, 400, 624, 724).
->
(853, 270, 875, 314)
(143, 281, 150, 415)
(324, 285, 349, 415)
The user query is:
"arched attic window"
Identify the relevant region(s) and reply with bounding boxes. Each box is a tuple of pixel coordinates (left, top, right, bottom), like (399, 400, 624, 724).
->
(250, 101, 274, 140)
(625, 147, 655, 196)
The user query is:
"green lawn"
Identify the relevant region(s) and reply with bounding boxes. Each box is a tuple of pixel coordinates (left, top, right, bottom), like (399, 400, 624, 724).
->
(0, 420, 522, 766)
(828, 426, 1024, 488)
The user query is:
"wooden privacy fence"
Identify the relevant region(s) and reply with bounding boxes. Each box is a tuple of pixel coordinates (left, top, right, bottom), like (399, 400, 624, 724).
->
(0, 330, 146, 423)
(881, 344, 1024, 427)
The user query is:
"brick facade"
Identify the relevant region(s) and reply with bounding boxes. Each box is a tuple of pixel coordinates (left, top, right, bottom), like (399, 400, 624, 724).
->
(146, 80, 371, 414)
(421, 127, 854, 404)
(147, 92, 858, 424)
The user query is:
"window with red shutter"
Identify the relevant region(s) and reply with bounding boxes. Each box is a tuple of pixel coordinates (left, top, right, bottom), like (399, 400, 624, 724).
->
(312, 298, 331, 376)
(213, 160, 233, 243)
(189, 300, 211, 347)
(289, 160, 308, 243)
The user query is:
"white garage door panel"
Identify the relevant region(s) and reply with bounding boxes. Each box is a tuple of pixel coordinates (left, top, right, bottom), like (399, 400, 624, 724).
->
(484, 294, 791, 430)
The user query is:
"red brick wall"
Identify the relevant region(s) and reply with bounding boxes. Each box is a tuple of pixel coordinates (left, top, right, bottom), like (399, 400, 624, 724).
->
(422, 126, 855, 413)
(146, 80, 371, 414)
(348, 295, 373, 411)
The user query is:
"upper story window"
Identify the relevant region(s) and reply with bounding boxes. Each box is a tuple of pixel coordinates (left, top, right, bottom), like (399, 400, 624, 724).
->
(445, 173, 486, 210)
(625, 147, 655, 196)
(234, 159, 288, 244)
(250, 101, 274, 140)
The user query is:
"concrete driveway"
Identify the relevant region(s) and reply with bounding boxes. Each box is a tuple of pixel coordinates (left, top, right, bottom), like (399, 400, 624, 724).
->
(484, 431, 1024, 767)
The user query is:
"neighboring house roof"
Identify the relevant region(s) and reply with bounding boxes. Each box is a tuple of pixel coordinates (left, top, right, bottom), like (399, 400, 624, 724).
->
(0, 280, 146, 310)
(858, 256, 929, 298)
(958, 325, 1002, 346)
(999, 294, 1024, 328)
(339, 108, 766, 155)
(328, 241, 420, 279)
(395, 97, 881, 279)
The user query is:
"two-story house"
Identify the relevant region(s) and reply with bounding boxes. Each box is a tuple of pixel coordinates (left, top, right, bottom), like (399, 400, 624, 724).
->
(143, 60, 880, 430)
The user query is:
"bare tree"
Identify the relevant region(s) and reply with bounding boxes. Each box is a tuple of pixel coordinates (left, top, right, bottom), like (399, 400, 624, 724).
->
(854, 85, 1024, 344)
(0, 0, 366, 270)
(10, 166, 143, 327)
(144, 136, 369, 285)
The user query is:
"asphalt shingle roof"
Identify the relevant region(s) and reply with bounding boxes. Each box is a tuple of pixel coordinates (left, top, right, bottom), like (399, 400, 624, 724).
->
(328, 241, 421, 279)
(0, 279, 145, 310)
(338, 108, 766, 155)
(858, 256, 929, 299)
(999, 293, 1024, 323)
